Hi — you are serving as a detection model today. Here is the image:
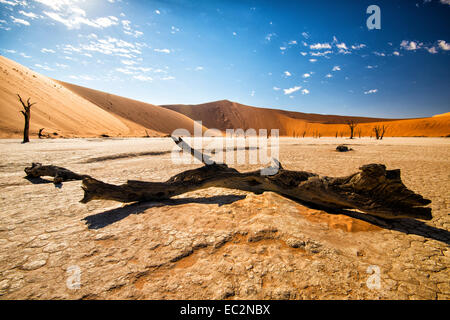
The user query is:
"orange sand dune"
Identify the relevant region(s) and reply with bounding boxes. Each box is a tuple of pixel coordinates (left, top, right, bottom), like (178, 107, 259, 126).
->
(56, 81, 207, 137)
(0, 56, 205, 138)
(163, 100, 450, 137)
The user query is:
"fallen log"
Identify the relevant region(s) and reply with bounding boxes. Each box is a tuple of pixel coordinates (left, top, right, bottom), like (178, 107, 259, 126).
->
(77, 137, 431, 220)
(24, 162, 90, 184)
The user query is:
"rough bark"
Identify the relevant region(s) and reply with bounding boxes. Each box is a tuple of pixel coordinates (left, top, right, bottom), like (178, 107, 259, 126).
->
(18, 94, 35, 144)
(24, 162, 90, 184)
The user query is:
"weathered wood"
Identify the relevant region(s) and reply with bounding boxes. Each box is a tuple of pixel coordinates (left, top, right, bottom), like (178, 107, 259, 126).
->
(24, 162, 90, 184)
(18, 94, 35, 144)
(77, 137, 432, 220)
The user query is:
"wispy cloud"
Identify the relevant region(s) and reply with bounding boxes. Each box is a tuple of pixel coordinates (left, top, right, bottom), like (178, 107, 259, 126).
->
(332, 66, 341, 71)
(10, 15, 30, 25)
(154, 48, 171, 53)
(133, 75, 153, 81)
(310, 43, 331, 50)
(284, 71, 291, 77)
(41, 48, 55, 53)
(283, 86, 302, 95)
(364, 89, 378, 94)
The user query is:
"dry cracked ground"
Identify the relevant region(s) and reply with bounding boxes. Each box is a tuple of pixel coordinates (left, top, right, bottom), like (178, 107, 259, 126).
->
(0, 137, 448, 300)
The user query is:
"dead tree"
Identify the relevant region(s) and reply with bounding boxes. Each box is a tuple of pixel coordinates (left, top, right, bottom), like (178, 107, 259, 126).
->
(24, 137, 432, 220)
(346, 120, 358, 139)
(373, 125, 388, 140)
(380, 125, 387, 140)
(357, 128, 362, 138)
(38, 128, 45, 139)
(18, 94, 36, 143)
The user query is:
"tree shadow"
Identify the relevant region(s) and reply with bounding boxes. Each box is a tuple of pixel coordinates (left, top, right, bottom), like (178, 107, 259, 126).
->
(24, 176, 62, 188)
(82, 192, 449, 246)
(289, 199, 450, 246)
(82, 194, 246, 229)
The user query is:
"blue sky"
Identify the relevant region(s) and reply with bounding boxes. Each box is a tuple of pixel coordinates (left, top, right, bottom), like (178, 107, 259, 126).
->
(0, 0, 449, 118)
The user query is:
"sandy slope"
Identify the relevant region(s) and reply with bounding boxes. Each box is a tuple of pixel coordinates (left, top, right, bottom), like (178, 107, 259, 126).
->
(0, 56, 205, 138)
(0, 56, 149, 138)
(56, 81, 207, 137)
(163, 100, 450, 137)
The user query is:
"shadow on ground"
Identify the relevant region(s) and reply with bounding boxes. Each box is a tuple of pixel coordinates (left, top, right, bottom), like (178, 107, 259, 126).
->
(83, 194, 246, 229)
(82, 194, 449, 245)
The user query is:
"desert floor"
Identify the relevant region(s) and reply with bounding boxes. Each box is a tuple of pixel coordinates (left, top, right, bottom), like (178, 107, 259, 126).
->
(0, 137, 448, 299)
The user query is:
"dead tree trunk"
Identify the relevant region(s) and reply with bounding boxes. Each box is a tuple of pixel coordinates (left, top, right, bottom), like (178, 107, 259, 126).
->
(18, 94, 36, 144)
(346, 120, 358, 139)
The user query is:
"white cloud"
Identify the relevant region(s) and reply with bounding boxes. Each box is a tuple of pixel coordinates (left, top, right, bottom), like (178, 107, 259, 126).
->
(325, 73, 332, 78)
(351, 44, 366, 50)
(302, 73, 311, 78)
(0, 0, 27, 6)
(284, 71, 291, 77)
(19, 11, 38, 19)
(94, 16, 118, 28)
(41, 48, 55, 53)
(310, 43, 331, 50)
(309, 58, 317, 63)
(250, 90, 255, 97)
(332, 66, 341, 71)
(280, 46, 287, 51)
(133, 75, 153, 81)
(194, 66, 204, 71)
(155, 9, 161, 14)
(55, 63, 69, 69)
(154, 48, 171, 53)
(121, 59, 136, 65)
(283, 86, 302, 95)
(162, 76, 175, 80)
(393, 51, 400, 56)
(34, 63, 54, 71)
(265, 33, 276, 42)
(400, 40, 421, 51)
(116, 68, 135, 75)
(301, 32, 309, 39)
(301, 88, 309, 95)
(364, 89, 378, 94)
(438, 40, 450, 51)
(310, 50, 332, 57)
(336, 42, 348, 50)
(288, 40, 297, 45)
(19, 52, 31, 58)
(10, 15, 30, 25)
(273, 86, 281, 91)
(300, 52, 307, 56)
(440, 0, 450, 5)
(426, 46, 438, 54)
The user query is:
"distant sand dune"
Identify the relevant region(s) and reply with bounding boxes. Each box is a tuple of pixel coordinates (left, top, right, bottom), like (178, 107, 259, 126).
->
(163, 100, 450, 137)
